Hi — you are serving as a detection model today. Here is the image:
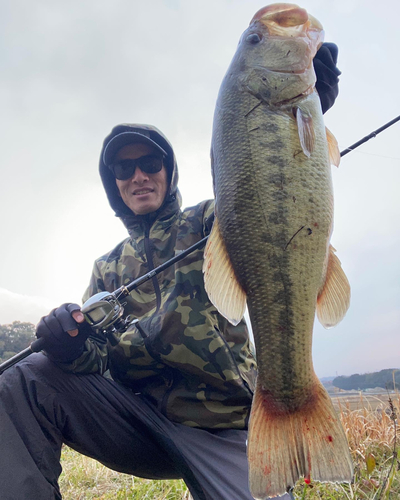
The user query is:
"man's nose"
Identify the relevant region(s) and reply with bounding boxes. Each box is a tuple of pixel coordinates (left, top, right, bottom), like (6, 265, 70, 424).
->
(131, 166, 149, 182)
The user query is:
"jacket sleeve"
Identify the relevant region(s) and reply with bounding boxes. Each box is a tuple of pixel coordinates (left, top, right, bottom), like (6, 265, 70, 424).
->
(54, 261, 110, 374)
(202, 199, 215, 236)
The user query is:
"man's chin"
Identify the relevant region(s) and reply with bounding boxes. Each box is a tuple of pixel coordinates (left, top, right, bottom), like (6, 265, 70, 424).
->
(130, 202, 161, 216)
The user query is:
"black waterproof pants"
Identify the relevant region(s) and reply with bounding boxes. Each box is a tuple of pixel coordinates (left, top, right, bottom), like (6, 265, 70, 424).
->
(0, 353, 291, 500)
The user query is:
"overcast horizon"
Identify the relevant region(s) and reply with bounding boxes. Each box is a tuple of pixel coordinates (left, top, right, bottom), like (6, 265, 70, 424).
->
(1, 0, 399, 378)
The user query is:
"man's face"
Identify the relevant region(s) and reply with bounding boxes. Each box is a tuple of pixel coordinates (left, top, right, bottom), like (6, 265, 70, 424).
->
(114, 143, 168, 216)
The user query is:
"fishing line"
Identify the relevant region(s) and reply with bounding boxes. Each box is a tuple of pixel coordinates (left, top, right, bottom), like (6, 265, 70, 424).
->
(348, 151, 400, 161)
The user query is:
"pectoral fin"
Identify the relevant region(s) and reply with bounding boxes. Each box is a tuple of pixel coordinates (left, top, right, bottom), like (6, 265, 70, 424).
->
(317, 245, 350, 328)
(296, 107, 315, 157)
(326, 127, 341, 167)
(203, 217, 246, 325)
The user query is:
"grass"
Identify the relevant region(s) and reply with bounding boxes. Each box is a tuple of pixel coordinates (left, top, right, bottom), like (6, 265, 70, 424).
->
(59, 447, 191, 499)
(291, 392, 400, 499)
(59, 393, 399, 499)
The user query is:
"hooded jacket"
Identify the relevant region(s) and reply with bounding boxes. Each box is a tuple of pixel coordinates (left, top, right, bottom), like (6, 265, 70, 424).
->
(62, 124, 257, 430)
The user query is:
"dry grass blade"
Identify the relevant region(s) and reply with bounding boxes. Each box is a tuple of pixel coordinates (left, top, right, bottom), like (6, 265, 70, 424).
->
(375, 394, 398, 500)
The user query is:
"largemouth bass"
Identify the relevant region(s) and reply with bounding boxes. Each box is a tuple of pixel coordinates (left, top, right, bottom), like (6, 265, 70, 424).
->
(203, 4, 353, 498)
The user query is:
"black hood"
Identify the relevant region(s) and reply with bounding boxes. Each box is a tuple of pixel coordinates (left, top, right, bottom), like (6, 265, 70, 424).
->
(99, 124, 181, 228)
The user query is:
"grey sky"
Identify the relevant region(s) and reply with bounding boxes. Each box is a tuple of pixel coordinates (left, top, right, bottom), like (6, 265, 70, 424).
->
(1, 0, 399, 377)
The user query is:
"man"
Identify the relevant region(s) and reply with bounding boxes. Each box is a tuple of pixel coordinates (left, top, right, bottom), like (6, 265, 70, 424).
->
(0, 44, 341, 500)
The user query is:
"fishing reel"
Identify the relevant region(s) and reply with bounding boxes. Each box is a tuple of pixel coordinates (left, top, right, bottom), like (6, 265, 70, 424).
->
(81, 291, 137, 345)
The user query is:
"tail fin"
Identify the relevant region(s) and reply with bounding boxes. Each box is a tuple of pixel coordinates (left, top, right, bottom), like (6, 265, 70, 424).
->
(247, 381, 353, 499)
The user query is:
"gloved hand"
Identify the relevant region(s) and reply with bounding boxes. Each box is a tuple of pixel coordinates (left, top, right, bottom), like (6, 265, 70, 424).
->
(314, 42, 341, 114)
(36, 303, 92, 362)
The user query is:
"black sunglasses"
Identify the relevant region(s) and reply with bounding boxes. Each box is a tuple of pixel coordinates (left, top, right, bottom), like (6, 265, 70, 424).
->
(110, 154, 164, 180)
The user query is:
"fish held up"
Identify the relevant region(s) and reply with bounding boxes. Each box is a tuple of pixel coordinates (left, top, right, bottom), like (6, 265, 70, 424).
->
(203, 3, 352, 498)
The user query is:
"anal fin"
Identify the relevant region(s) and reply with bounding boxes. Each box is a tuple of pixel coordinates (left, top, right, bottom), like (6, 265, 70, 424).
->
(317, 245, 350, 328)
(202, 217, 246, 325)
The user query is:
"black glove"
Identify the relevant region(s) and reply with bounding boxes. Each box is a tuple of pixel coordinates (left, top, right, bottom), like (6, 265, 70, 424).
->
(314, 42, 341, 114)
(36, 303, 91, 362)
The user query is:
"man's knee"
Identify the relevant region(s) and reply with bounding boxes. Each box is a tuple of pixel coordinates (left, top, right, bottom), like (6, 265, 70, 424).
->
(0, 353, 64, 399)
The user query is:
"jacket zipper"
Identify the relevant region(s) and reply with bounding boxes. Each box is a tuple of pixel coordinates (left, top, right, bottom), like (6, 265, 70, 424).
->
(144, 224, 162, 313)
(215, 327, 254, 397)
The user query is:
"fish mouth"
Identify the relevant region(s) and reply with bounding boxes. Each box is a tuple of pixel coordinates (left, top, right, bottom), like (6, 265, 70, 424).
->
(251, 3, 323, 41)
(252, 3, 309, 27)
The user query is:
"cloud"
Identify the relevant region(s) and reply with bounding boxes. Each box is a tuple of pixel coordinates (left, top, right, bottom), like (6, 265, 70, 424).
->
(0, 288, 54, 325)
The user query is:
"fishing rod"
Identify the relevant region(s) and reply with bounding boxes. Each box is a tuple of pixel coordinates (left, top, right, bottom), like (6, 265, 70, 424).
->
(0, 236, 209, 374)
(2, 115, 399, 374)
(340, 115, 400, 157)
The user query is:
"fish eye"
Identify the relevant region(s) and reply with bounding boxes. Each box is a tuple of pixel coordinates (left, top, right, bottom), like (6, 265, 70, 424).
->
(246, 33, 262, 44)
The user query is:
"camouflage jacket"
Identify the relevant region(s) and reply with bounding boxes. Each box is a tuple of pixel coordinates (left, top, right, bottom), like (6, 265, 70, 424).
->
(60, 124, 257, 429)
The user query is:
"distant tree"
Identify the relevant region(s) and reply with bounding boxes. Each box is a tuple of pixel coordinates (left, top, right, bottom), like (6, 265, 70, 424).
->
(333, 369, 400, 391)
(0, 321, 36, 362)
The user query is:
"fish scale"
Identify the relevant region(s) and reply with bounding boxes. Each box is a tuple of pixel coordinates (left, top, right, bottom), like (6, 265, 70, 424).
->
(203, 3, 352, 498)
